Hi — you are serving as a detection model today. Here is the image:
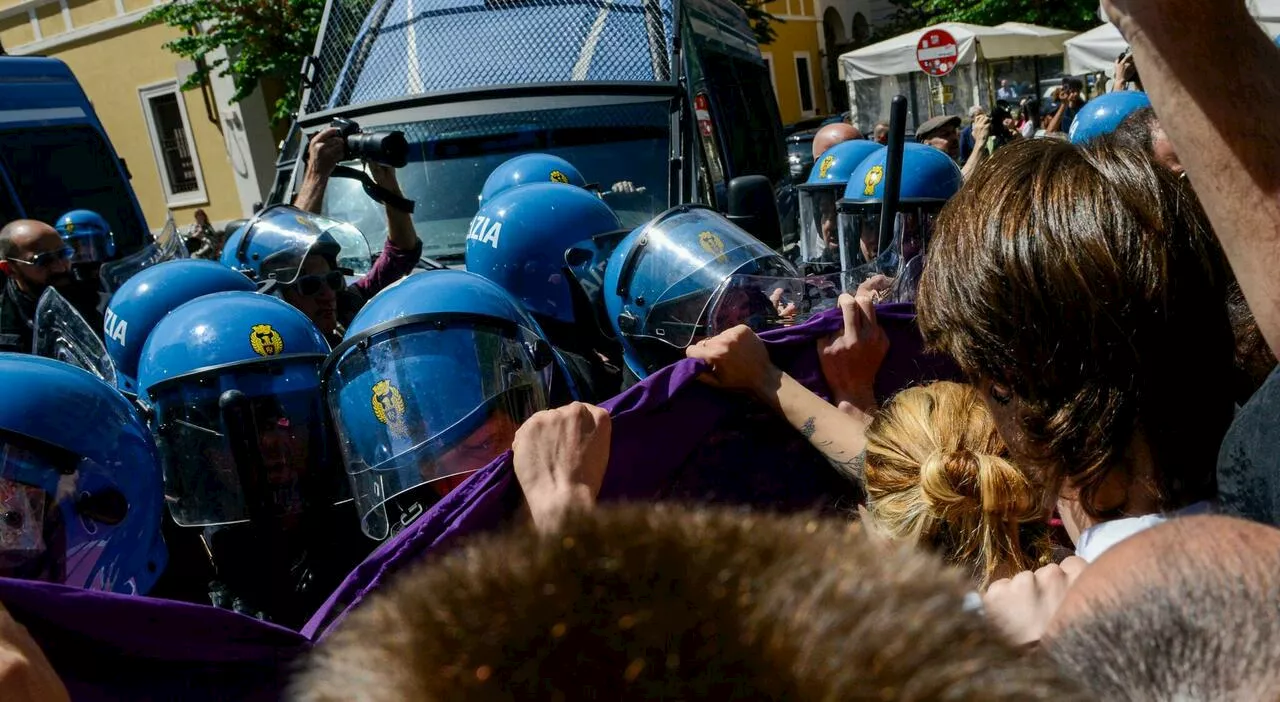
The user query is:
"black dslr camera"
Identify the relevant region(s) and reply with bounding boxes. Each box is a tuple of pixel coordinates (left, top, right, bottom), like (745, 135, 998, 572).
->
(330, 117, 409, 168)
(990, 100, 1015, 149)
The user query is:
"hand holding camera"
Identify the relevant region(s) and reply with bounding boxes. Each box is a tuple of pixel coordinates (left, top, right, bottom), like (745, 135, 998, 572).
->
(306, 128, 347, 180)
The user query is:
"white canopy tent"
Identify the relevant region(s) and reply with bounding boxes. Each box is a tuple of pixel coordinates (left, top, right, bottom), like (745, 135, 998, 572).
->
(839, 22, 1076, 132)
(1068, 1, 1280, 75)
(840, 22, 1075, 81)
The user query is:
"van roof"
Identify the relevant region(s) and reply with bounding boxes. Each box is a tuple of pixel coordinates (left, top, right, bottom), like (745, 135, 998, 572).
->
(303, 0, 755, 116)
(0, 56, 77, 82)
(0, 56, 93, 115)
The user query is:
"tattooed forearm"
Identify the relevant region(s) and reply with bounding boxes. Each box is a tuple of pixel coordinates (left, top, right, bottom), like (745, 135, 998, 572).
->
(816, 438, 864, 478)
(800, 417, 816, 439)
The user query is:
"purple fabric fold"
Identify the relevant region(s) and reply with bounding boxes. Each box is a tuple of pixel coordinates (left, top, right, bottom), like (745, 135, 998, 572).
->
(0, 578, 308, 701)
(303, 303, 959, 639)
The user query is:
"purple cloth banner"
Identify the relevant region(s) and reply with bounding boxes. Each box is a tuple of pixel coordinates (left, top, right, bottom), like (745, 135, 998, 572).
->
(0, 304, 955, 700)
(0, 578, 308, 701)
(303, 303, 960, 639)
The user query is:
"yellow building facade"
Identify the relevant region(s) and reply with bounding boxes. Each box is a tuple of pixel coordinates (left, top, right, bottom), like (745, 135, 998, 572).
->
(0, 0, 278, 231)
(760, 0, 830, 125)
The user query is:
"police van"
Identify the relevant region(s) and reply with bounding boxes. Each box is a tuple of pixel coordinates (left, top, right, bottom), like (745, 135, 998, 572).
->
(0, 56, 149, 254)
(268, 0, 788, 266)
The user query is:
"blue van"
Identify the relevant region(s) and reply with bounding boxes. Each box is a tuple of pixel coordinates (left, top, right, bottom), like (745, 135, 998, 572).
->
(268, 0, 787, 264)
(0, 56, 149, 253)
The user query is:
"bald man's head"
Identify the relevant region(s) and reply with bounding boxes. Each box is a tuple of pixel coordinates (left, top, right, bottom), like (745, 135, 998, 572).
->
(1045, 516, 1280, 700)
(0, 219, 73, 294)
(812, 123, 863, 160)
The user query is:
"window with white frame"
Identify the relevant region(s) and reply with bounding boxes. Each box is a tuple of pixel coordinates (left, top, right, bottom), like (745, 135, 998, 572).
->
(761, 52, 778, 99)
(794, 52, 816, 116)
(138, 81, 206, 206)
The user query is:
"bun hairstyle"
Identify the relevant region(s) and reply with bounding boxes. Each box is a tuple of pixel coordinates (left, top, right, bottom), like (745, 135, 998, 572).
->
(863, 382, 1051, 588)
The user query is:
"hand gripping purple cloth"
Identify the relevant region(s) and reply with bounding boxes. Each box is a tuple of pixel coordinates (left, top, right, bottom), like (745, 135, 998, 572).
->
(0, 577, 308, 700)
(303, 303, 960, 639)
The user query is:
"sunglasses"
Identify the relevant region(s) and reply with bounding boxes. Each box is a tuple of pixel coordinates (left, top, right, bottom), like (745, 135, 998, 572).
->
(6, 247, 74, 268)
(290, 270, 346, 297)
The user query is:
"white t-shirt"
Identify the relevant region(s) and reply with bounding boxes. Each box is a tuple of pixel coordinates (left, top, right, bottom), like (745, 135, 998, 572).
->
(1073, 501, 1215, 562)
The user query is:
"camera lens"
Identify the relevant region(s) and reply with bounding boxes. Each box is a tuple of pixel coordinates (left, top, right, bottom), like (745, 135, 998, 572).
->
(344, 130, 410, 168)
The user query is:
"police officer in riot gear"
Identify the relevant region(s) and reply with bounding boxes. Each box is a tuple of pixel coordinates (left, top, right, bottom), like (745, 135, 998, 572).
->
(224, 205, 382, 347)
(797, 141, 885, 274)
(54, 210, 116, 281)
(0, 354, 167, 595)
(478, 153, 588, 208)
(604, 206, 805, 383)
(137, 291, 367, 627)
(326, 270, 580, 541)
(103, 259, 257, 399)
(836, 143, 962, 302)
(467, 181, 628, 401)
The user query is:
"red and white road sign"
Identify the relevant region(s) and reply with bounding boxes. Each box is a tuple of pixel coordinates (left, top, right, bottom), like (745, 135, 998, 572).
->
(916, 29, 959, 77)
(694, 93, 714, 138)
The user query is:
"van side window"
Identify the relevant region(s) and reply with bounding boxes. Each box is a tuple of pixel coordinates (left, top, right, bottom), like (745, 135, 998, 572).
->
(0, 126, 143, 250)
(697, 50, 786, 183)
(683, 35, 727, 207)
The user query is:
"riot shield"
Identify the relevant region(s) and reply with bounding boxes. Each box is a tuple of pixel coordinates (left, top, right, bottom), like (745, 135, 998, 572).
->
(704, 272, 844, 338)
(99, 214, 190, 294)
(32, 287, 117, 385)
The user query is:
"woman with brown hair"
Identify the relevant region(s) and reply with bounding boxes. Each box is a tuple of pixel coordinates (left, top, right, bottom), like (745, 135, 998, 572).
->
(916, 137, 1235, 560)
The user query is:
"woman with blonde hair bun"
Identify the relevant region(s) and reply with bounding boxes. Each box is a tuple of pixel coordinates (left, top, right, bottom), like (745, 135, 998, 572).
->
(863, 382, 1052, 589)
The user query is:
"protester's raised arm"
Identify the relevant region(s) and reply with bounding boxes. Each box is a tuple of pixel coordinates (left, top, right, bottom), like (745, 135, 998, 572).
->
(1105, 0, 1280, 358)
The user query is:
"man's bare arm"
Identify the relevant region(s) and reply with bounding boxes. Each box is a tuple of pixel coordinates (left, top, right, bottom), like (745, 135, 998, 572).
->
(1105, 0, 1280, 357)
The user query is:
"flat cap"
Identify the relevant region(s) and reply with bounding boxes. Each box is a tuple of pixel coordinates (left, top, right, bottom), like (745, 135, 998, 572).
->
(915, 114, 962, 141)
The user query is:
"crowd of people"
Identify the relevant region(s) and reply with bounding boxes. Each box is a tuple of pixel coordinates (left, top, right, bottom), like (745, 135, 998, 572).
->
(0, 0, 1279, 698)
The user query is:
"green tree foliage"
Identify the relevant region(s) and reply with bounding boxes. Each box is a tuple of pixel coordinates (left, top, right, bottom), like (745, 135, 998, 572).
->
(874, 0, 1100, 39)
(732, 0, 783, 45)
(920, 0, 1099, 31)
(144, 0, 325, 125)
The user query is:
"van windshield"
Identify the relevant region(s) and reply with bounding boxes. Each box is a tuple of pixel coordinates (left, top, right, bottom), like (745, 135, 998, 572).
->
(0, 126, 145, 251)
(321, 101, 670, 262)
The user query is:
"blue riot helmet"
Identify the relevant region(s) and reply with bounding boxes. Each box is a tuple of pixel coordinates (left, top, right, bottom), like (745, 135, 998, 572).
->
(478, 153, 588, 208)
(219, 223, 248, 270)
(326, 270, 570, 540)
(797, 141, 885, 273)
(103, 259, 257, 398)
(0, 354, 166, 595)
(55, 209, 117, 266)
(605, 205, 798, 380)
(1069, 91, 1152, 145)
(467, 182, 625, 333)
(137, 292, 339, 531)
(836, 143, 962, 291)
(224, 204, 372, 287)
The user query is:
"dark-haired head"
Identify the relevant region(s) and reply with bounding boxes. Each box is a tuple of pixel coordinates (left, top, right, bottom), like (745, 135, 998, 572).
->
(917, 137, 1234, 524)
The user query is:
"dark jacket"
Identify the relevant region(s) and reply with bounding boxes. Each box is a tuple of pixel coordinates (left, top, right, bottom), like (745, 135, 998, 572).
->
(0, 277, 106, 354)
(0, 277, 37, 353)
